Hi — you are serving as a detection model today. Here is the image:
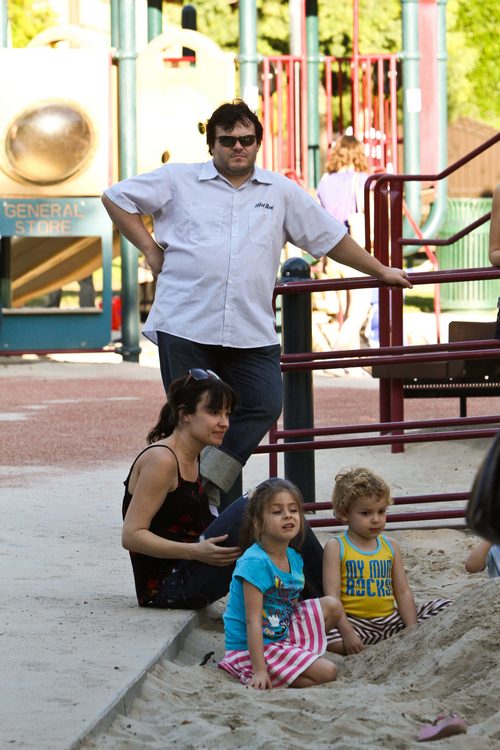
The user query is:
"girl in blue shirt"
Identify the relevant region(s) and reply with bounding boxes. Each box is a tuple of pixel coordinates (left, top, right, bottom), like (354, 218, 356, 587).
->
(219, 478, 348, 689)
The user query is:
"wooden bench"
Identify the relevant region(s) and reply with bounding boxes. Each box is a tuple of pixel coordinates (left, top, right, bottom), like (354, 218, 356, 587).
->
(373, 320, 500, 417)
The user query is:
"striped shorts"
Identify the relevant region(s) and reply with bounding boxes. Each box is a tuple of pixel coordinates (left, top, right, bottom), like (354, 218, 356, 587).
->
(218, 598, 327, 688)
(327, 598, 452, 646)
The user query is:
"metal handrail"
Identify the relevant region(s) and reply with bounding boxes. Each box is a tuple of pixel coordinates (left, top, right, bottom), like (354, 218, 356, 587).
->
(263, 133, 500, 528)
(364, 131, 499, 258)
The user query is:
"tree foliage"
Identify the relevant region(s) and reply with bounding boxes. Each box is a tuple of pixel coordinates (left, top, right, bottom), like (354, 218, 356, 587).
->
(449, 0, 499, 127)
(8, 0, 56, 47)
(7, 1, 497, 127)
(166, 0, 498, 128)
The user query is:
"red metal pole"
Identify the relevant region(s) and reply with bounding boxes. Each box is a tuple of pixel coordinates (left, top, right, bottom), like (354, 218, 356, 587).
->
(389, 56, 398, 172)
(276, 59, 284, 173)
(352, 0, 360, 136)
(288, 59, 295, 173)
(388, 179, 405, 453)
(338, 59, 344, 132)
(365, 57, 373, 167)
(375, 178, 392, 425)
(300, 0, 308, 184)
(377, 58, 385, 170)
(262, 57, 271, 169)
(325, 57, 333, 153)
(300, 56, 308, 185)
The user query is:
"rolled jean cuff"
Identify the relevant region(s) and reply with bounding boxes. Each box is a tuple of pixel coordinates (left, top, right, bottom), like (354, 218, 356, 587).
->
(199, 446, 244, 493)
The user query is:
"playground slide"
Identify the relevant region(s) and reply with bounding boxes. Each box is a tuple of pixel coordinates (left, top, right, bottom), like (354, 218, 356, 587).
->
(10, 234, 120, 307)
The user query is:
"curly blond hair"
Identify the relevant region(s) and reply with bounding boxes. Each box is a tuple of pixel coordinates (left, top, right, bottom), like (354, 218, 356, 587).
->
(331, 467, 392, 519)
(325, 135, 368, 174)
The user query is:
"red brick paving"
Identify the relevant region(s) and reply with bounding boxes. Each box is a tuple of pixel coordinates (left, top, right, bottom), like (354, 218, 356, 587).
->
(1, 374, 499, 469)
(1, 378, 164, 467)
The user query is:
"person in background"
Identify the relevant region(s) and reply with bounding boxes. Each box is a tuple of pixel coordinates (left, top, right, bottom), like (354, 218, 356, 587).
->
(317, 135, 376, 357)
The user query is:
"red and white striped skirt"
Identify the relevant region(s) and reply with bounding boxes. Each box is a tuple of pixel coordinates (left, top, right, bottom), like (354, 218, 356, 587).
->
(218, 598, 327, 688)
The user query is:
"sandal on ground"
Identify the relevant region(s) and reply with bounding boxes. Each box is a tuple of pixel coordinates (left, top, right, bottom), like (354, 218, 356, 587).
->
(417, 713, 468, 742)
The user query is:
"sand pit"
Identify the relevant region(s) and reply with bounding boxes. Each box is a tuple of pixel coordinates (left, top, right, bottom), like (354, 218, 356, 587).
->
(81, 529, 500, 749)
(2, 357, 498, 748)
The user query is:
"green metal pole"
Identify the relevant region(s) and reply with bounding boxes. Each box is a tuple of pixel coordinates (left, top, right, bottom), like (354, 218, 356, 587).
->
(280, 257, 316, 502)
(110, 0, 119, 49)
(239, 0, 258, 108)
(0, 0, 8, 46)
(147, 0, 163, 42)
(117, 0, 140, 362)
(0, 1, 10, 311)
(401, 0, 421, 231)
(306, 0, 320, 188)
(421, 0, 448, 239)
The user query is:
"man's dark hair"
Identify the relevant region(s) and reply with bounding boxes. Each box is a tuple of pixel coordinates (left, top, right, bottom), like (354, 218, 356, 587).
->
(206, 99, 263, 154)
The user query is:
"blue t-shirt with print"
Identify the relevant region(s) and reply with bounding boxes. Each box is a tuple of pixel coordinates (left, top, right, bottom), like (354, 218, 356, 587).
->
(223, 543, 305, 650)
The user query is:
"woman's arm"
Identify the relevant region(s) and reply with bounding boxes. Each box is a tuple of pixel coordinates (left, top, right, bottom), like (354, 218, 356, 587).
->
(122, 449, 240, 565)
(465, 540, 491, 573)
(323, 540, 364, 653)
(243, 581, 273, 690)
(489, 185, 500, 267)
(101, 194, 165, 276)
(391, 540, 418, 627)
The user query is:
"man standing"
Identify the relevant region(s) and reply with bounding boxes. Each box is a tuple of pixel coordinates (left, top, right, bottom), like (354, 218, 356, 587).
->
(102, 100, 411, 508)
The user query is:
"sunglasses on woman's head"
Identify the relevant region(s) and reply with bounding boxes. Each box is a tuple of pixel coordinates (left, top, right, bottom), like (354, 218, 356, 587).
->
(216, 135, 256, 148)
(187, 368, 221, 382)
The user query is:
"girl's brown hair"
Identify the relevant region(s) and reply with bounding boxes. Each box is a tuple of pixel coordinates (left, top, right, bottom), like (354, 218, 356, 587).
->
(239, 478, 306, 551)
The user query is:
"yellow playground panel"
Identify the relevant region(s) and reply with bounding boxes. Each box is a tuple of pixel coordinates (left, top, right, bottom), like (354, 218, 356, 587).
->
(136, 26, 235, 171)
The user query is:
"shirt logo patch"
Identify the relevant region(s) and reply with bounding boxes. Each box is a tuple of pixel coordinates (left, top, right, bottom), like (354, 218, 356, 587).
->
(254, 202, 274, 210)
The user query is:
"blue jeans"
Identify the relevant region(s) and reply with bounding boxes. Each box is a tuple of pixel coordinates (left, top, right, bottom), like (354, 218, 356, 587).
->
(157, 332, 283, 502)
(152, 496, 324, 608)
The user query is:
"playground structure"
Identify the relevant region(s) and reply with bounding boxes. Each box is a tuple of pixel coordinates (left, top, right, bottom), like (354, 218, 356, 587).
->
(1, 0, 454, 350)
(0, 16, 235, 350)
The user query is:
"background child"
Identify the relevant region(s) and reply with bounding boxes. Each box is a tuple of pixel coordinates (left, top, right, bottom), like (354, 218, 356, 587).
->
(465, 540, 500, 578)
(218, 478, 345, 689)
(323, 467, 452, 654)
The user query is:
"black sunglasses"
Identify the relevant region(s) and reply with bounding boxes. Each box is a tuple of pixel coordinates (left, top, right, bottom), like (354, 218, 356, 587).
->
(216, 135, 256, 148)
(187, 368, 221, 382)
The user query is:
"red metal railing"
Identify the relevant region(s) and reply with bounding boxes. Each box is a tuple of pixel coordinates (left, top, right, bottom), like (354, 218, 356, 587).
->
(366, 131, 500, 443)
(260, 55, 309, 186)
(265, 274, 499, 528)
(258, 53, 400, 181)
(257, 132, 500, 528)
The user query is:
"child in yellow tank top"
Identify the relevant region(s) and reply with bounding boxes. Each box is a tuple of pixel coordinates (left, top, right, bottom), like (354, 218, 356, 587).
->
(323, 467, 452, 655)
(337, 531, 395, 618)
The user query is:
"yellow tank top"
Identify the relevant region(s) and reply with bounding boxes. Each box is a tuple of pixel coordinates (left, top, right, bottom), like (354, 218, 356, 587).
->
(338, 532, 395, 618)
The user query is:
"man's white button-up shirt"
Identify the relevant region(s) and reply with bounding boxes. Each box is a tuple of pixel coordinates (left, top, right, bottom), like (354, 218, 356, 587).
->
(103, 161, 347, 348)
